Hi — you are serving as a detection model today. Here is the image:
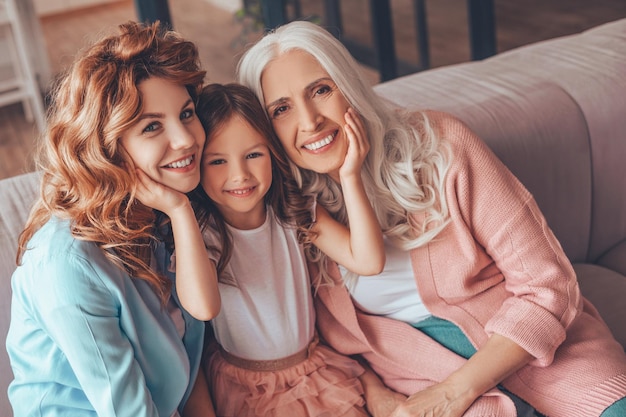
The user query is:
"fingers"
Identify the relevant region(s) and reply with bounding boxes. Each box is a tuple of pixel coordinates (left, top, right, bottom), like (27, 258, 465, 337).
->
(133, 169, 156, 205)
(344, 108, 369, 151)
(339, 108, 370, 179)
(131, 168, 189, 214)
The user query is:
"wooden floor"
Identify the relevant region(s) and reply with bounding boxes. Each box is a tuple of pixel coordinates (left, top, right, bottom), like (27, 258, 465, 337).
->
(2, 0, 626, 180)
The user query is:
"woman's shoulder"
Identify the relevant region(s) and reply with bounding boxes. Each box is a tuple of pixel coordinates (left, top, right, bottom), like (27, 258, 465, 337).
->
(421, 110, 479, 146)
(415, 110, 498, 167)
(16, 217, 124, 295)
(26, 217, 102, 260)
(396, 109, 478, 150)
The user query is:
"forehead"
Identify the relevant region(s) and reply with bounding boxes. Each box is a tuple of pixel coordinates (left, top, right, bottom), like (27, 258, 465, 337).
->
(206, 115, 267, 150)
(138, 77, 190, 110)
(261, 49, 330, 101)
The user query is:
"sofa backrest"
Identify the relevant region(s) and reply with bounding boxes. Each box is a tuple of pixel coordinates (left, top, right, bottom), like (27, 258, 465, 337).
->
(0, 171, 40, 415)
(375, 18, 626, 264)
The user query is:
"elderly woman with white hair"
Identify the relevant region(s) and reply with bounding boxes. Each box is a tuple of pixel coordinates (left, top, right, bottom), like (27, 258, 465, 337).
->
(236, 20, 626, 417)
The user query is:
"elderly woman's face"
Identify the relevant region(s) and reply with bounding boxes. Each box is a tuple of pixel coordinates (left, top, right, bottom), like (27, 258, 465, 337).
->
(120, 77, 205, 193)
(261, 49, 351, 178)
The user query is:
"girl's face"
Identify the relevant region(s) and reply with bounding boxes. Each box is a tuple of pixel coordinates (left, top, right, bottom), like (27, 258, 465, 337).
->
(261, 49, 351, 179)
(120, 77, 205, 193)
(201, 115, 273, 230)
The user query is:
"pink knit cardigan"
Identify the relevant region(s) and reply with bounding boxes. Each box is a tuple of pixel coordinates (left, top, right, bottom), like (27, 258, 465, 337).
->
(314, 112, 626, 417)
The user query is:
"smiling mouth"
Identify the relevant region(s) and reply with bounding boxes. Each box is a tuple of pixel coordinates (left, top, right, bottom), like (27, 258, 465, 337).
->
(227, 186, 256, 196)
(164, 155, 194, 169)
(303, 131, 336, 151)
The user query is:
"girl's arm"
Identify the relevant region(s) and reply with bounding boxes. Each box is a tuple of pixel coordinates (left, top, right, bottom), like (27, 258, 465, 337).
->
(312, 108, 385, 276)
(134, 169, 220, 321)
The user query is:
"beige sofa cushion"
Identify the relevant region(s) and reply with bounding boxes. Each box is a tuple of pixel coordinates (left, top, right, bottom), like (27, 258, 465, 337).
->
(574, 263, 626, 347)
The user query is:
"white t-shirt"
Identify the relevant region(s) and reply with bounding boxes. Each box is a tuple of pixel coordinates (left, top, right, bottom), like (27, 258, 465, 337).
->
(204, 208, 315, 360)
(341, 237, 431, 324)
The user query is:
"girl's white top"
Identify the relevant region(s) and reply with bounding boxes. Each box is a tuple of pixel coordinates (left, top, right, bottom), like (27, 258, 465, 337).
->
(204, 208, 315, 360)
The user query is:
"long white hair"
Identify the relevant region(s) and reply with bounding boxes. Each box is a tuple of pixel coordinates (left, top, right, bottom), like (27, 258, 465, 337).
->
(237, 20, 450, 286)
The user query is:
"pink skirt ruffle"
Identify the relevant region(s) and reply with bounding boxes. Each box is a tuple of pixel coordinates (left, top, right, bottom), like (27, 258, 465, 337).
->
(204, 342, 369, 417)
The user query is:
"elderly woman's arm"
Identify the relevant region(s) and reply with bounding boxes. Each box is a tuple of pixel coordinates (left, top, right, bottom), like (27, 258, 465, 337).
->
(389, 334, 532, 417)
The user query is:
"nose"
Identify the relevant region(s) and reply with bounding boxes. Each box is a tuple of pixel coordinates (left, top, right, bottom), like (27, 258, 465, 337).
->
(229, 159, 250, 183)
(169, 122, 197, 150)
(298, 101, 323, 132)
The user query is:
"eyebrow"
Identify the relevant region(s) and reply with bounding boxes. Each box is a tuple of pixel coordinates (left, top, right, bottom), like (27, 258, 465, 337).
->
(265, 77, 333, 110)
(137, 99, 194, 121)
(204, 143, 267, 157)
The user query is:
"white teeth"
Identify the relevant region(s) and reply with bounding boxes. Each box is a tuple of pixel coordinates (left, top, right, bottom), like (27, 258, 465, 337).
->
(230, 188, 252, 195)
(304, 133, 334, 150)
(166, 156, 193, 168)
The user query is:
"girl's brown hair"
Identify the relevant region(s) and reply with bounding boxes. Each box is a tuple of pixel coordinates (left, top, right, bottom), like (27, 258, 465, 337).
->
(191, 83, 316, 276)
(17, 21, 206, 303)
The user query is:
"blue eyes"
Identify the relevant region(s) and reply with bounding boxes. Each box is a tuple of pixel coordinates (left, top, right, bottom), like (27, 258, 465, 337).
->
(143, 122, 159, 133)
(141, 108, 195, 134)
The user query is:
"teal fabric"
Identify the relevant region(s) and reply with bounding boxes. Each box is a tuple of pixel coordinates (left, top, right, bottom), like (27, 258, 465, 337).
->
(413, 316, 538, 417)
(6, 218, 205, 417)
(601, 396, 626, 416)
(413, 316, 477, 359)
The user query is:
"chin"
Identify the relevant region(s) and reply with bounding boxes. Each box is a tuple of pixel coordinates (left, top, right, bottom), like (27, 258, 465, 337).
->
(173, 176, 201, 194)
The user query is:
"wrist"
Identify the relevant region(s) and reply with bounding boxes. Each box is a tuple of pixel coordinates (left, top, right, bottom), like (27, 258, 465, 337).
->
(167, 198, 194, 219)
(443, 370, 487, 405)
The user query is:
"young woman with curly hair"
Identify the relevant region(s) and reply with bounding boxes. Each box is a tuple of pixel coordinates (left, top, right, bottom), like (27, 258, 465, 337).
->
(6, 21, 216, 417)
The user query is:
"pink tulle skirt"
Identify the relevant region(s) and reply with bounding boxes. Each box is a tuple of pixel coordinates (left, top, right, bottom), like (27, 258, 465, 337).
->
(204, 340, 369, 417)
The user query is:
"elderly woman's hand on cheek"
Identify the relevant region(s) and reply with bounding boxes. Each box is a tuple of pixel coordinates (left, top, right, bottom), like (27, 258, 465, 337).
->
(338, 108, 370, 181)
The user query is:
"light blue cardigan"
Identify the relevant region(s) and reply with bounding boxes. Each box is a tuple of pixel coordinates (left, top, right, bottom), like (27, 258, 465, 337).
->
(6, 217, 205, 416)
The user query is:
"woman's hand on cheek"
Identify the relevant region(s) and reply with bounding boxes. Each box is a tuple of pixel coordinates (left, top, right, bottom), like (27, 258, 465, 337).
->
(134, 168, 189, 216)
(339, 108, 370, 181)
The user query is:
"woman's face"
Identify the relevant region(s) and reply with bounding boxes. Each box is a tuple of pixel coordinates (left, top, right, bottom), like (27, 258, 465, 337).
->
(120, 77, 205, 193)
(261, 49, 351, 179)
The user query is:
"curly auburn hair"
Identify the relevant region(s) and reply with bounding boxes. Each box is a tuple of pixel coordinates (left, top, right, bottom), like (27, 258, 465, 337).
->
(17, 21, 206, 303)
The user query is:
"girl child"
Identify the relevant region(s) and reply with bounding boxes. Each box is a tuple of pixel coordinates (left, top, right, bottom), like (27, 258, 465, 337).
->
(179, 82, 386, 416)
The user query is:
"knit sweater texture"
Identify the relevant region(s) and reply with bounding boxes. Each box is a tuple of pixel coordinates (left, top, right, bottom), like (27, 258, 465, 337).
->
(314, 111, 626, 417)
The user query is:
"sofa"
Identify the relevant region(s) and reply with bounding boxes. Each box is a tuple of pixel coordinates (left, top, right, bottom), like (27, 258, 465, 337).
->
(1, 18, 625, 417)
